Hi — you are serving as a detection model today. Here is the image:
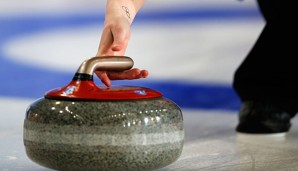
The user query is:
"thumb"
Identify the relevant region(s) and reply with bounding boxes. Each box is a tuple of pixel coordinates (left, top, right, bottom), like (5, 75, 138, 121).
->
(110, 26, 130, 55)
(96, 27, 113, 56)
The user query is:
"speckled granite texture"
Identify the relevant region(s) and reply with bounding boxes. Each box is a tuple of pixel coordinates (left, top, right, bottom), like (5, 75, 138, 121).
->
(24, 97, 184, 171)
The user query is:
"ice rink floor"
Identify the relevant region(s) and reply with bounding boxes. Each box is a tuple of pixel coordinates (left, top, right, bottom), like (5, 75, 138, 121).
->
(1, 0, 298, 170)
(1, 99, 298, 171)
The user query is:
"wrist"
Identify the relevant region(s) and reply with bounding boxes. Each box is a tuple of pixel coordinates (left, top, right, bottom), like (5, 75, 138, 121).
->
(106, 0, 138, 24)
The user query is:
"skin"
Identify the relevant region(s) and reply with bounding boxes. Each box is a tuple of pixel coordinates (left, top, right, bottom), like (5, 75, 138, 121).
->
(96, 0, 147, 87)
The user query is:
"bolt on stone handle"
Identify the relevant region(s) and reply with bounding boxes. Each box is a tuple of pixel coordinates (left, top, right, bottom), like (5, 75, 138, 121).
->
(76, 56, 134, 75)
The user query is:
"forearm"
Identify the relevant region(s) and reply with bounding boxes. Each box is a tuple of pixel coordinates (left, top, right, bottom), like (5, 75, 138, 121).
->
(105, 0, 145, 24)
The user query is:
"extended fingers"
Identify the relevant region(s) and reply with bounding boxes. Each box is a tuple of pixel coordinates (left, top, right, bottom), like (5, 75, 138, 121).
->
(107, 68, 148, 80)
(95, 69, 149, 87)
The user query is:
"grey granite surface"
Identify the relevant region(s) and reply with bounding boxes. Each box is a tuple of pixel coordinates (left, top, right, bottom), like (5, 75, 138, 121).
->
(24, 97, 184, 171)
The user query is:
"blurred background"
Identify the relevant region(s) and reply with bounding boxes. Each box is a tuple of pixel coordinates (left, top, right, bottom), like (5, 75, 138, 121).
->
(0, 0, 264, 111)
(0, 0, 278, 170)
(3, 2, 298, 170)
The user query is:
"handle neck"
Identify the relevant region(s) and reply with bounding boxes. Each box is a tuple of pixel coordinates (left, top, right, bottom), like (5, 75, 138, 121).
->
(76, 56, 133, 76)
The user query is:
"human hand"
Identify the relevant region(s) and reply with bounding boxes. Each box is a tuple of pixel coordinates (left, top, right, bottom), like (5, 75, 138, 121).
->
(95, 0, 147, 87)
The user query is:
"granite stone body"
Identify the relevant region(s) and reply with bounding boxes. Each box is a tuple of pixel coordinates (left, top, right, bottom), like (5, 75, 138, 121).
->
(24, 97, 184, 171)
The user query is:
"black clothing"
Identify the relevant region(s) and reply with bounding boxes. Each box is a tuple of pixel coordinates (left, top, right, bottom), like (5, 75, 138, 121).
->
(233, 0, 298, 112)
(236, 101, 296, 133)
